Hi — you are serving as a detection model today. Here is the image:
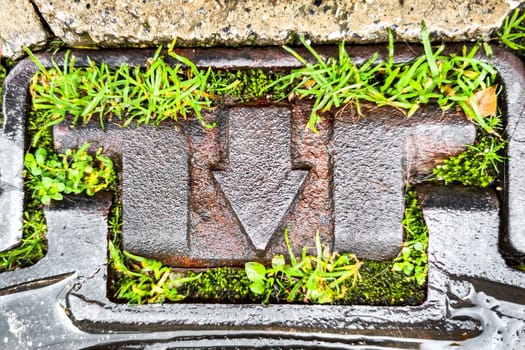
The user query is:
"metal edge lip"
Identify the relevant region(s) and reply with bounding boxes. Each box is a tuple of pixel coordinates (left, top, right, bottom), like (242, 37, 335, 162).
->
(1, 44, 523, 334)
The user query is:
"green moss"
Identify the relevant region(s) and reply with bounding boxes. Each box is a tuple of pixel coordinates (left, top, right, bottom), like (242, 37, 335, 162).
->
(0, 63, 6, 99)
(0, 108, 49, 272)
(184, 267, 255, 302)
(184, 260, 425, 306)
(392, 189, 429, 286)
(27, 110, 54, 150)
(208, 68, 288, 102)
(344, 261, 424, 305)
(108, 191, 428, 305)
(0, 57, 14, 78)
(433, 134, 506, 187)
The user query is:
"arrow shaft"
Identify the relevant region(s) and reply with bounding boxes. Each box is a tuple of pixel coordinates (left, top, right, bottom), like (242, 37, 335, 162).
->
(213, 107, 307, 252)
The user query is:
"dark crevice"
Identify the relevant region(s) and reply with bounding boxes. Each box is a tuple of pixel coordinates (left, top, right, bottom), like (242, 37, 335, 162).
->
(28, 0, 58, 40)
(0, 272, 74, 296)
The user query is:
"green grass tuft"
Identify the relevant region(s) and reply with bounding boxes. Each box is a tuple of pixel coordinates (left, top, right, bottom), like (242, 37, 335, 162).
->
(26, 26, 502, 136)
(500, 7, 525, 54)
(245, 229, 362, 304)
(270, 30, 499, 135)
(392, 188, 429, 286)
(0, 205, 47, 272)
(24, 144, 116, 205)
(27, 46, 215, 146)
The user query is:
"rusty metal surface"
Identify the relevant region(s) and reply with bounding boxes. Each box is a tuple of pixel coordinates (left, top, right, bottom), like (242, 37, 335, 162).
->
(0, 44, 524, 348)
(54, 102, 474, 266)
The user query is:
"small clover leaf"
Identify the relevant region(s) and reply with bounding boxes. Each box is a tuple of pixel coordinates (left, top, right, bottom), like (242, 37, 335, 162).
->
(24, 144, 115, 206)
(245, 262, 266, 282)
(34, 148, 47, 164)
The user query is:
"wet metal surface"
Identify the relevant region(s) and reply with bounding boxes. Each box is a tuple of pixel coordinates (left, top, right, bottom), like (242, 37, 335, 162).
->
(54, 100, 474, 265)
(1, 181, 523, 349)
(55, 121, 191, 260)
(213, 106, 308, 252)
(417, 184, 525, 288)
(1, 45, 525, 348)
(332, 104, 474, 259)
(494, 48, 525, 257)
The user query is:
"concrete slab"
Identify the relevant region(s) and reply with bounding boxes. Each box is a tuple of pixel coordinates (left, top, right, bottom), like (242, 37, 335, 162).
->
(0, 0, 50, 59)
(10, 0, 519, 60)
(1, 1, 524, 60)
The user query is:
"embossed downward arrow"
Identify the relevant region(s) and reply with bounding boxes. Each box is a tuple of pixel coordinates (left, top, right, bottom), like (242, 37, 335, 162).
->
(213, 107, 307, 252)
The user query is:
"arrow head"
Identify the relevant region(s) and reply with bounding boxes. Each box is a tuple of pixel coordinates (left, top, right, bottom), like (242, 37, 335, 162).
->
(212, 107, 308, 253)
(214, 169, 307, 251)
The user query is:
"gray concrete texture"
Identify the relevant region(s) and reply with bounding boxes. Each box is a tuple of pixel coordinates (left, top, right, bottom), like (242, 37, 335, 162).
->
(0, 0, 49, 59)
(1, 0, 525, 59)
